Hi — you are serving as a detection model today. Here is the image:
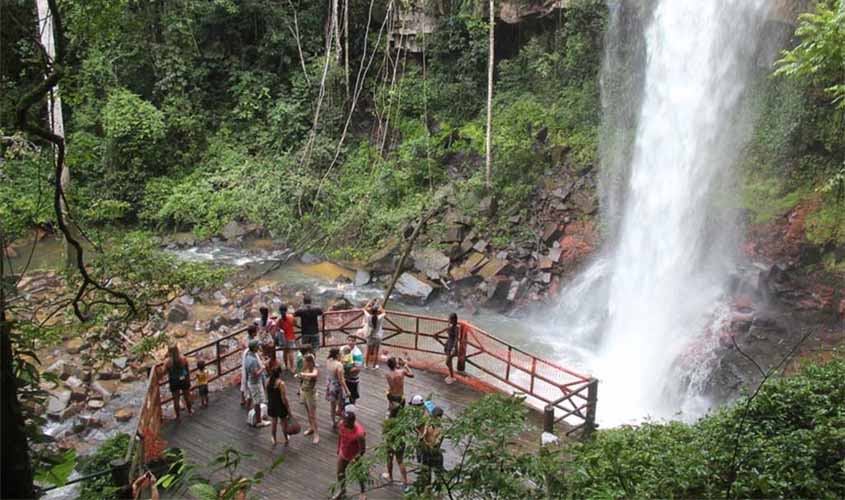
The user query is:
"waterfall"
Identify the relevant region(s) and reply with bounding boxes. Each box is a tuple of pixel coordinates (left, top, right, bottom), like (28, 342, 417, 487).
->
(547, 0, 773, 425)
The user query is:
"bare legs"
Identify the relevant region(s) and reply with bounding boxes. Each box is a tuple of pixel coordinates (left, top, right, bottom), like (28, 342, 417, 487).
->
(270, 417, 289, 446)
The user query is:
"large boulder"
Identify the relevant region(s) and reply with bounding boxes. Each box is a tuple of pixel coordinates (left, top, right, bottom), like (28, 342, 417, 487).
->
(354, 270, 371, 287)
(167, 303, 190, 323)
(220, 220, 247, 241)
(412, 248, 451, 280)
(47, 389, 72, 418)
(366, 237, 401, 274)
(395, 273, 436, 304)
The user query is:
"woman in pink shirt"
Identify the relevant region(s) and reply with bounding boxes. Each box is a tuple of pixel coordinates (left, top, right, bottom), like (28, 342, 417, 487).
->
(333, 405, 367, 500)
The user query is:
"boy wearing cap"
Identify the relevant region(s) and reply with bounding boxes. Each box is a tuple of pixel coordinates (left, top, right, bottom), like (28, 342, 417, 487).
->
(333, 405, 367, 500)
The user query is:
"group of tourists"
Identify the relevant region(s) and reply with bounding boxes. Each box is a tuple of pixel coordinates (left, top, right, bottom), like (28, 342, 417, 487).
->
(161, 296, 465, 498)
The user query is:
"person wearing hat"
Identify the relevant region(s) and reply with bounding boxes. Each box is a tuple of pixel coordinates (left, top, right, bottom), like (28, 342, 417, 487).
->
(245, 338, 270, 427)
(333, 404, 367, 500)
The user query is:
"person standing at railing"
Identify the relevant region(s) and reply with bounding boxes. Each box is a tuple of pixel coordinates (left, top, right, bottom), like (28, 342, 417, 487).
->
(240, 324, 259, 408)
(245, 339, 271, 427)
(363, 300, 386, 370)
(276, 304, 297, 372)
(162, 344, 193, 422)
(295, 296, 324, 356)
(443, 313, 467, 385)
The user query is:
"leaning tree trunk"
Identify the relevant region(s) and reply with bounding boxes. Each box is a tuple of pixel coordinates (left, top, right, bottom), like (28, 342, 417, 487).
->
(36, 0, 78, 269)
(484, 0, 495, 192)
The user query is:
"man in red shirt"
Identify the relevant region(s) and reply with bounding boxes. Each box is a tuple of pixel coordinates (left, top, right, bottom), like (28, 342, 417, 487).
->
(333, 404, 367, 500)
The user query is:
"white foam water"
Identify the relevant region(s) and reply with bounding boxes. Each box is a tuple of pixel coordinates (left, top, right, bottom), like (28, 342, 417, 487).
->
(546, 0, 773, 425)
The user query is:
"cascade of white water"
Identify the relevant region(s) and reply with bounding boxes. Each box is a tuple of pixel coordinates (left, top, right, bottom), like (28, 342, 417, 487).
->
(547, 0, 773, 425)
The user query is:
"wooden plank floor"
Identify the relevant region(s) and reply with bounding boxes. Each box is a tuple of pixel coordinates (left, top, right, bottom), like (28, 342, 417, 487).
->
(160, 366, 514, 499)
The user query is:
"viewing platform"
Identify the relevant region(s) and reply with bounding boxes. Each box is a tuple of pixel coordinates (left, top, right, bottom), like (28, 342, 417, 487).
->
(126, 310, 598, 497)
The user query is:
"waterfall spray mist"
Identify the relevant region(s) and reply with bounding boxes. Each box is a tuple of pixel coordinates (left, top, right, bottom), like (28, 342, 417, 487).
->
(547, 0, 773, 425)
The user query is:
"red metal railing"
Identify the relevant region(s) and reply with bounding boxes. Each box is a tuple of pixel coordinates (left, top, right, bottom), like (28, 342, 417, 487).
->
(128, 309, 598, 472)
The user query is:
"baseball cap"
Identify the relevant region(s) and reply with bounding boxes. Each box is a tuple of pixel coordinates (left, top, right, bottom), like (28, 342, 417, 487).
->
(344, 404, 357, 415)
(410, 395, 424, 406)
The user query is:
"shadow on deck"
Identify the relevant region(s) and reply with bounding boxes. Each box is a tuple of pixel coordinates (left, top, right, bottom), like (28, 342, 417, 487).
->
(160, 366, 532, 499)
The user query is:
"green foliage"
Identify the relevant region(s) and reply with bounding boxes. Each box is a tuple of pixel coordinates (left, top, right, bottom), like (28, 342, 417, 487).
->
(343, 361, 845, 499)
(157, 446, 283, 499)
(77, 433, 130, 500)
(775, 0, 845, 108)
(0, 139, 54, 241)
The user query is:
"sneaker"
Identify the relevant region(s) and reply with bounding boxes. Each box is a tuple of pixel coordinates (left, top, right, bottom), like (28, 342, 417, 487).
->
(257, 420, 271, 428)
(304, 429, 313, 436)
(312, 435, 320, 445)
(374, 364, 379, 369)
(445, 377, 455, 385)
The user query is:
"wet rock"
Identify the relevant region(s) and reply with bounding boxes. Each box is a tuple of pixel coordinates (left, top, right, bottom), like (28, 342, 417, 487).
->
(97, 370, 120, 381)
(66, 338, 85, 355)
(64, 376, 84, 391)
(412, 248, 451, 280)
(213, 290, 230, 307)
(179, 294, 195, 306)
(47, 389, 72, 417)
(442, 225, 465, 244)
(484, 277, 512, 309)
(168, 232, 197, 247)
(507, 279, 527, 303)
(112, 357, 128, 371)
(538, 257, 555, 271)
(472, 240, 489, 253)
(194, 320, 205, 332)
(119, 371, 138, 383)
(354, 270, 371, 287)
(479, 196, 497, 217)
(92, 380, 118, 399)
(542, 223, 562, 245)
(571, 191, 598, 214)
(207, 315, 226, 333)
(60, 403, 83, 421)
(77, 415, 104, 430)
(167, 304, 190, 323)
(87, 399, 105, 410)
(548, 247, 563, 264)
(395, 273, 436, 303)
(300, 252, 322, 264)
(69, 388, 87, 403)
(328, 296, 353, 311)
(230, 308, 248, 324)
(535, 272, 552, 284)
(366, 237, 401, 274)
(477, 258, 509, 280)
(220, 220, 247, 241)
(115, 408, 134, 423)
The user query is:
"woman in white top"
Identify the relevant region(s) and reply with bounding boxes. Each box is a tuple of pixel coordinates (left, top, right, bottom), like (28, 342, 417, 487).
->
(363, 300, 386, 369)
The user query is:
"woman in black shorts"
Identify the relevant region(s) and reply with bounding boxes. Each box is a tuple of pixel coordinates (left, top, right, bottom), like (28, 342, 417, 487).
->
(266, 366, 291, 446)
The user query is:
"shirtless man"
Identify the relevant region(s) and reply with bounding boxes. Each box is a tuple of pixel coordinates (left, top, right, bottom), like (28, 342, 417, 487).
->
(385, 356, 414, 412)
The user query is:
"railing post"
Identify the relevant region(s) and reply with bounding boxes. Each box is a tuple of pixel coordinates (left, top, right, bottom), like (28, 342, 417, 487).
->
(543, 405, 555, 434)
(320, 314, 326, 347)
(584, 378, 599, 438)
(215, 340, 222, 379)
(456, 323, 467, 373)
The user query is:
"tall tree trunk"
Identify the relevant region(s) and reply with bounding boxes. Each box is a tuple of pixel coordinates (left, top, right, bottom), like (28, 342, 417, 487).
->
(0, 234, 35, 498)
(344, 0, 350, 98)
(485, 0, 495, 192)
(36, 0, 77, 269)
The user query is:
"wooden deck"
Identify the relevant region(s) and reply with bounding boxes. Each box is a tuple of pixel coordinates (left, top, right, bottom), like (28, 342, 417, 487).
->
(160, 366, 538, 499)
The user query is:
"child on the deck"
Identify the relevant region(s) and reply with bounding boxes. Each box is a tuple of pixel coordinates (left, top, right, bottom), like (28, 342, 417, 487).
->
(197, 360, 210, 408)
